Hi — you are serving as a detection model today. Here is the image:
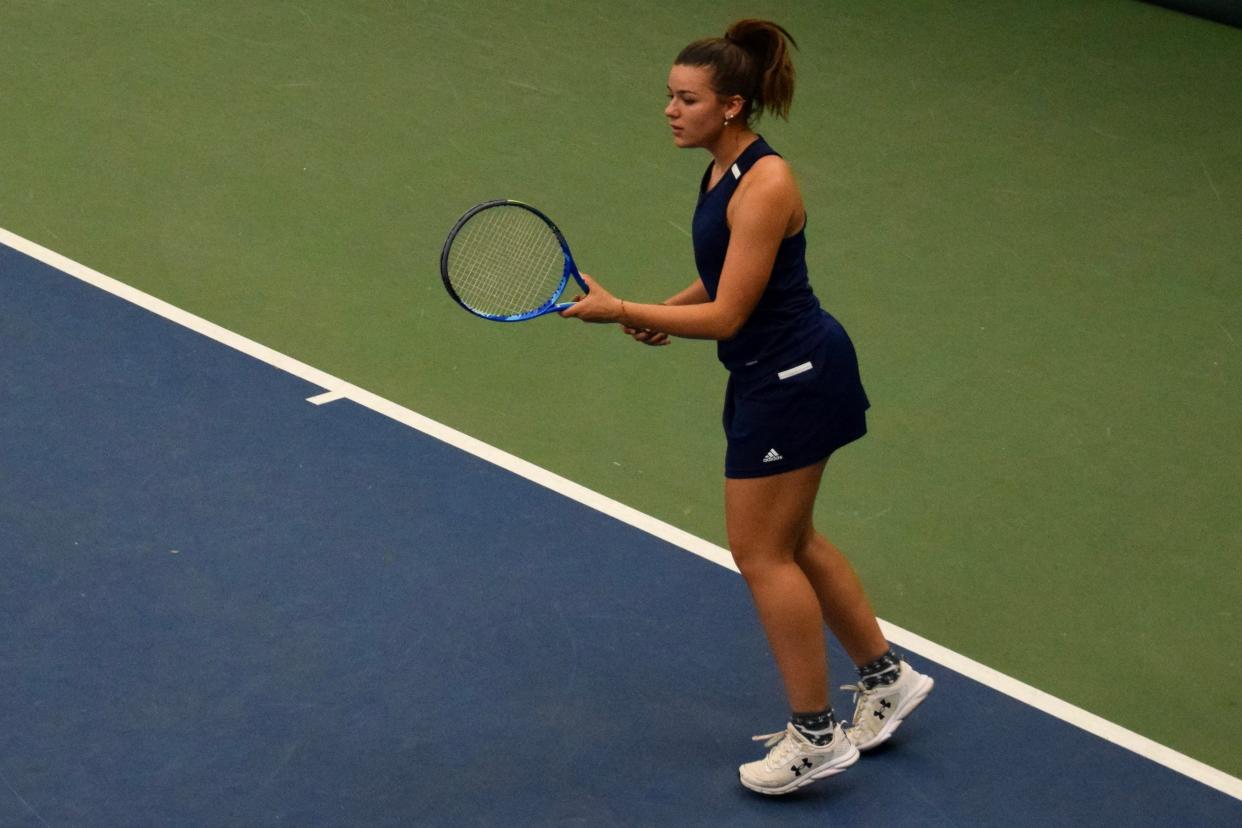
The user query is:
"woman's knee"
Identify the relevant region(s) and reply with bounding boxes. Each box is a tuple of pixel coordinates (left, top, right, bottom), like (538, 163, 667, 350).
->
(730, 539, 796, 585)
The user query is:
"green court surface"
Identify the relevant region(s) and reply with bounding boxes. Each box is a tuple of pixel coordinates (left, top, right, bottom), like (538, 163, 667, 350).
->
(2, 0, 1240, 782)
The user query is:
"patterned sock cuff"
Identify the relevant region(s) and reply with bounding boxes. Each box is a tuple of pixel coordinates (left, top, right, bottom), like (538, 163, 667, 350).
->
(858, 649, 902, 688)
(790, 708, 838, 745)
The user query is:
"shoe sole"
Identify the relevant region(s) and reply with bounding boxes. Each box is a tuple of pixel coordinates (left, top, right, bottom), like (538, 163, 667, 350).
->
(738, 742, 861, 796)
(853, 674, 935, 752)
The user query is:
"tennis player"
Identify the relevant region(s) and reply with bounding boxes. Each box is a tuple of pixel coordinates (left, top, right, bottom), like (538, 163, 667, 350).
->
(561, 19, 933, 795)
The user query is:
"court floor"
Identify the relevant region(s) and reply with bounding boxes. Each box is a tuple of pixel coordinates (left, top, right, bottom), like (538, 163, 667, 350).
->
(3, 0, 1241, 791)
(3, 236, 1240, 824)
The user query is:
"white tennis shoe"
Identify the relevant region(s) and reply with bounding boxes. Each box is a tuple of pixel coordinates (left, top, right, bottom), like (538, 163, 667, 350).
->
(842, 660, 934, 751)
(738, 722, 859, 795)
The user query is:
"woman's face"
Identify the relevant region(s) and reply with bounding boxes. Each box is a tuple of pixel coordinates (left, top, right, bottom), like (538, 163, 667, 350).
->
(665, 64, 738, 148)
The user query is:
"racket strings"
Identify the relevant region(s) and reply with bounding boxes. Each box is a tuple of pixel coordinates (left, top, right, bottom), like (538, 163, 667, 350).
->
(447, 207, 567, 317)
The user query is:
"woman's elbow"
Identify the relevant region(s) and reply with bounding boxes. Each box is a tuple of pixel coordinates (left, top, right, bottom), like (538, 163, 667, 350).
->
(714, 312, 748, 341)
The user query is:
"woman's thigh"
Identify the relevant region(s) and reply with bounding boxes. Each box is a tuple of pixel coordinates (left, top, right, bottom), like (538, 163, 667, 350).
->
(724, 459, 827, 571)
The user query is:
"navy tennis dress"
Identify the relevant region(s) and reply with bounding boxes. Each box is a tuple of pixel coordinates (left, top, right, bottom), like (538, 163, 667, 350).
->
(692, 137, 870, 478)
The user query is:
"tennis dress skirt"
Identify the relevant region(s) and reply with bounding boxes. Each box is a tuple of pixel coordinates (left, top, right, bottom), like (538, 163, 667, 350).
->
(722, 313, 870, 479)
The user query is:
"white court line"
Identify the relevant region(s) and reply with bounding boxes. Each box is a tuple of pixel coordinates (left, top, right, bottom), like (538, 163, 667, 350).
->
(306, 389, 347, 406)
(2, 225, 1239, 803)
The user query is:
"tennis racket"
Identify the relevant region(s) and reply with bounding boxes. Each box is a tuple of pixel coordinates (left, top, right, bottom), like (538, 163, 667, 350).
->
(439, 199, 588, 321)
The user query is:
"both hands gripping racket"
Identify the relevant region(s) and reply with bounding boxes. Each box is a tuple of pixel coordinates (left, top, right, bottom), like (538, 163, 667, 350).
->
(439, 199, 588, 321)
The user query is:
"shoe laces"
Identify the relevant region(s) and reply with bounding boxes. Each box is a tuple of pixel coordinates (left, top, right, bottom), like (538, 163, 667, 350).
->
(840, 681, 867, 703)
(840, 682, 877, 728)
(751, 728, 801, 768)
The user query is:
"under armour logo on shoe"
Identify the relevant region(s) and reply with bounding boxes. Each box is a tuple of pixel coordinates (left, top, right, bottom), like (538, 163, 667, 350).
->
(763, 448, 783, 463)
(790, 757, 813, 776)
(872, 699, 893, 720)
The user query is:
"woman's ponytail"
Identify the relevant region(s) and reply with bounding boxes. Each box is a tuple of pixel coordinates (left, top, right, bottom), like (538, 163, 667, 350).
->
(676, 19, 798, 124)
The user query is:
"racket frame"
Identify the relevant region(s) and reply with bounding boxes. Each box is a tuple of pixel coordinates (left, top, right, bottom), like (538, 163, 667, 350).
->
(439, 199, 588, 322)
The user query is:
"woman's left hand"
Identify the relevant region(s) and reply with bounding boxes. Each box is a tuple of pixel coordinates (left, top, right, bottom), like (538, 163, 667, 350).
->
(558, 273, 623, 323)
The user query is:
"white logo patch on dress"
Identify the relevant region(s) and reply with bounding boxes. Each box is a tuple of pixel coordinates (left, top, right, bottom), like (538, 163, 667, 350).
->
(763, 449, 784, 463)
(777, 361, 813, 380)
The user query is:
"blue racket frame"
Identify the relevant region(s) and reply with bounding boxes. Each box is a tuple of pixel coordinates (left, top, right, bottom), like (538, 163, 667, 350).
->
(440, 199, 589, 322)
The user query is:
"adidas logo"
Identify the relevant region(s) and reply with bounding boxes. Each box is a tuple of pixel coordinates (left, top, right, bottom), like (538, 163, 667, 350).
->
(762, 448, 783, 463)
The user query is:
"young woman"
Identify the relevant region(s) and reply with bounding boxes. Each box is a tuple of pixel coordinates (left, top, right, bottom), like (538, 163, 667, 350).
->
(561, 19, 933, 795)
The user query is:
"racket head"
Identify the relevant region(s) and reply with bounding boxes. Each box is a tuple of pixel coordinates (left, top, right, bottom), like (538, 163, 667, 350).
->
(439, 200, 583, 322)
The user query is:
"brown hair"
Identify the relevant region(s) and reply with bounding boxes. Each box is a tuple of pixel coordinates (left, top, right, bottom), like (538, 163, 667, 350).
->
(675, 19, 798, 123)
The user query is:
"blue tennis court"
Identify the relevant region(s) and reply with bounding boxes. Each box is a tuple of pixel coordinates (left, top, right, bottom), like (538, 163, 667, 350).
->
(3, 240, 1241, 825)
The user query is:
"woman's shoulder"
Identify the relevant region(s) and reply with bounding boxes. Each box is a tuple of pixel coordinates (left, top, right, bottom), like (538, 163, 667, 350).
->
(738, 153, 799, 204)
